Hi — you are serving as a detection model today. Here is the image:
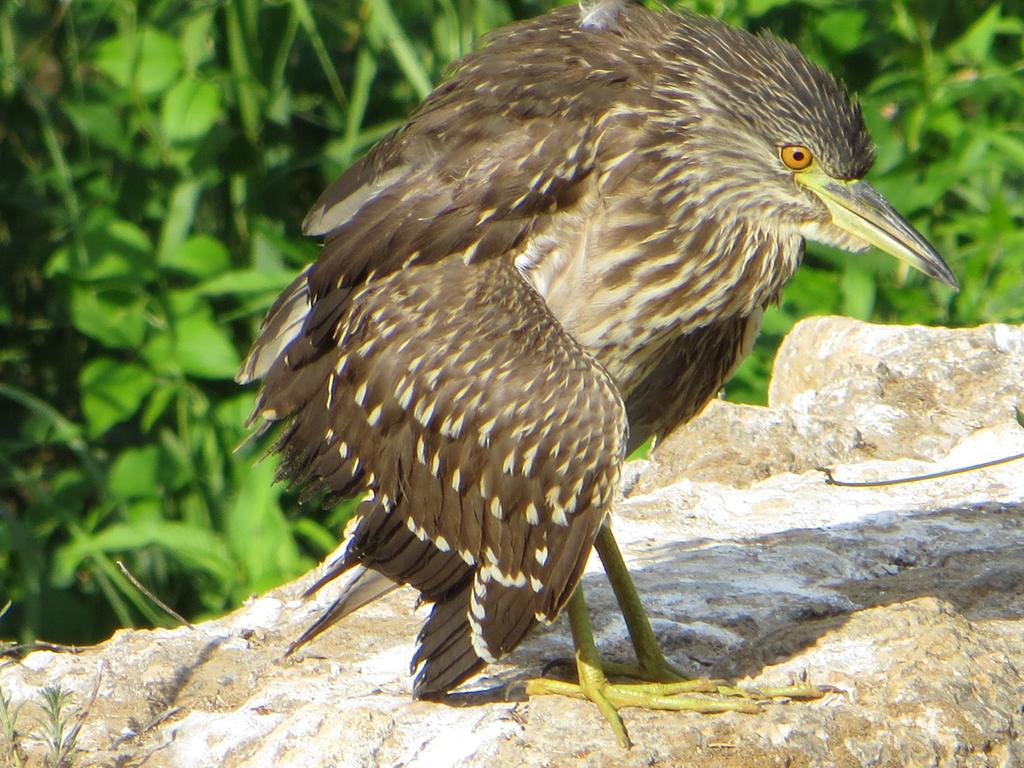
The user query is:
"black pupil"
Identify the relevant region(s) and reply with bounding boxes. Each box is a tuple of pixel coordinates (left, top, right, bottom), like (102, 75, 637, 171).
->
(792, 149, 805, 161)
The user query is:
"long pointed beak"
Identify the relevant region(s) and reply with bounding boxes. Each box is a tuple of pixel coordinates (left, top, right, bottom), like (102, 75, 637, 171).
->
(798, 175, 959, 290)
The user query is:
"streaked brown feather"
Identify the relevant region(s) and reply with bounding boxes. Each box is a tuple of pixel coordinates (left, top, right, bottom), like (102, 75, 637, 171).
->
(241, 0, 880, 696)
(260, 256, 624, 693)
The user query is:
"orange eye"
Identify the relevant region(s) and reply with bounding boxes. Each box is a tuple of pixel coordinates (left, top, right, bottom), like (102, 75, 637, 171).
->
(780, 144, 813, 170)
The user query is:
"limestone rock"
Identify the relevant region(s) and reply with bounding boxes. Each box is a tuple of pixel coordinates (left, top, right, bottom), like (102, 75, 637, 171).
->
(2, 318, 1023, 767)
(634, 317, 1024, 492)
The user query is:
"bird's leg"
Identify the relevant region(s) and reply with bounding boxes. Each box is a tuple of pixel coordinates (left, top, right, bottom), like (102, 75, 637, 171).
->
(594, 523, 697, 682)
(524, 584, 762, 749)
(592, 524, 745, 695)
(526, 525, 834, 746)
(594, 522, 831, 701)
(530, 584, 630, 747)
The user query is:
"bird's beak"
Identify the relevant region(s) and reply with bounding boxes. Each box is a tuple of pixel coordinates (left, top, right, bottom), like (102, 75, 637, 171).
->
(797, 173, 959, 290)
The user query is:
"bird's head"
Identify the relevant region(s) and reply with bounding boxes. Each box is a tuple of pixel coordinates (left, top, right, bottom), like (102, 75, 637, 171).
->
(652, 11, 958, 289)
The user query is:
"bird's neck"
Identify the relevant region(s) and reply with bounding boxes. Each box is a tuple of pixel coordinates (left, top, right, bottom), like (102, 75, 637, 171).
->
(520, 192, 803, 388)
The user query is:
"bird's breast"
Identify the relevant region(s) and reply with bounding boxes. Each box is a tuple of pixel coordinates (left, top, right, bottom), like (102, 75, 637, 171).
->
(520, 193, 802, 396)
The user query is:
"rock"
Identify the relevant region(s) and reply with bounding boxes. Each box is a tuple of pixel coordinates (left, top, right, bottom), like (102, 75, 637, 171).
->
(2, 318, 1023, 767)
(633, 318, 1024, 492)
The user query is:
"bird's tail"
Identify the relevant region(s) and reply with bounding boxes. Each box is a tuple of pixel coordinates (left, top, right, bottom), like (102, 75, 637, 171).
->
(286, 565, 398, 656)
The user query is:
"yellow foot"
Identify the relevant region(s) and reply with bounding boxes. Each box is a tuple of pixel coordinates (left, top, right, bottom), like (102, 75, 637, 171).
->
(546, 579, 836, 747)
(576, 656, 740, 697)
(601, 658, 833, 701)
(748, 680, 835, 701)
(525, 663, 834, 748)
(525, 674, 761, 748)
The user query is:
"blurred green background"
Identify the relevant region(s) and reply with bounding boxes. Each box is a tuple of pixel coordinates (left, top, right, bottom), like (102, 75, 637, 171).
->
(1, 0, 1021, 646)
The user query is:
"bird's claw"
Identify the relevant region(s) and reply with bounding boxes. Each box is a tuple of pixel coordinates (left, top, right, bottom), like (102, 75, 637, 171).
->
(749, 681, 841, 700)
(525, 666, 837, 747)
(525, 674, 763, 748)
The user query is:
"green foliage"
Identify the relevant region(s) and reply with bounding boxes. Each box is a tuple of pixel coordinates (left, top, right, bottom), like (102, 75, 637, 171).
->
(35, 686, 80, 768)
(1, 673, 83, 768)
(0, 0, 1020, 645)
(0, 665, 27, 768)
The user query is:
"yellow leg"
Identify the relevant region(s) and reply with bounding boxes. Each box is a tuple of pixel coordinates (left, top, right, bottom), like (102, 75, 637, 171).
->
(596, 523, 827, 700)
(594, 523, 692, 680)
(525, 584, 762, 748)
(526, 526, 831, 747)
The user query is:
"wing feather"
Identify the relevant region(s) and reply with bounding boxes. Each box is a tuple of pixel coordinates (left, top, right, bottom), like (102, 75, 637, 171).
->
(251, 256, 625, 694)
(239, 5, 651, 693)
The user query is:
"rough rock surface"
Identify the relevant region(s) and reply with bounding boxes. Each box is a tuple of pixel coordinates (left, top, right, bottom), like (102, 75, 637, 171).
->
(634, 318, 1024, 492)
(3, 317, 1023, 768)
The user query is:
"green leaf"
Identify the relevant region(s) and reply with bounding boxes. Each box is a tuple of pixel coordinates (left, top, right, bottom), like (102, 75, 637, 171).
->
(986, 132, 1024, 172)
(339, 45, 379, 168)
(195, 268, 298, 296)
(61, 101, 128, 153)
(79, 358, 155, 436)
(157, 180, 204, 266)
(251, 219, 319, 268)
(181, 10, 217, 72)
(93, 27, 183, 97)
(92, 34, 135, 89)
(109, 446, 162, 498)
(225, 1, 264, 143)
(141, 385, 177, 432)
(946, 5, 1008, 63)
(125, 498, 164, 526)
(140, 331, 176, 376)
(214, 393, 255, 432)
(817, 9, 867, 53)
(162, 234, 231, 278)
(171, 309, 242, 379)
(85, 220, 155, 282)
(132, 27, 185, 96)
(161, 78, 222, 142)
(48, 218, 154, 283)
(69, 286, 149, 349)
(365, 0, 433, 99)
(227, 459, 305, 591)
(290, 0, 346, 107)
(54, 521, 236, 589)
(742, 0, 792, 17)
(780, 263, 842, 315)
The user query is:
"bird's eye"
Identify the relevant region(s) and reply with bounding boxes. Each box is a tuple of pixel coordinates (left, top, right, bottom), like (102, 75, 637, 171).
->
(780, 145, 813, 171)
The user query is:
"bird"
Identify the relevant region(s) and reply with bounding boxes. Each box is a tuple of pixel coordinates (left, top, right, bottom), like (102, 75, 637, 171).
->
(237, 0, 957, 746)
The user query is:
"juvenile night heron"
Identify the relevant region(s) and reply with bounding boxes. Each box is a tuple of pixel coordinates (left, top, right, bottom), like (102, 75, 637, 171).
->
(238, 0, 956, 746)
